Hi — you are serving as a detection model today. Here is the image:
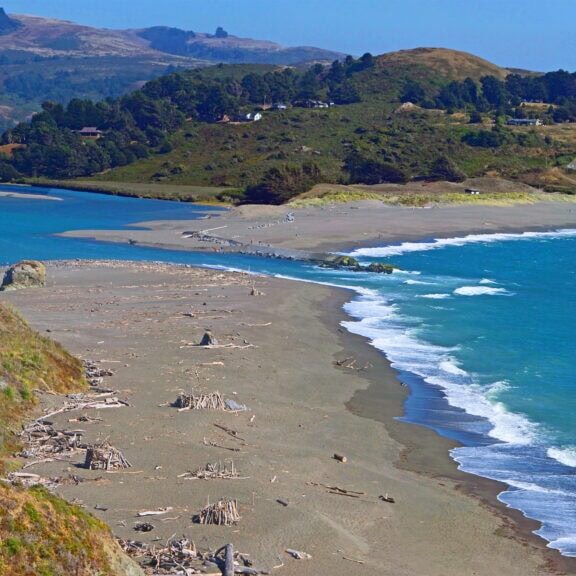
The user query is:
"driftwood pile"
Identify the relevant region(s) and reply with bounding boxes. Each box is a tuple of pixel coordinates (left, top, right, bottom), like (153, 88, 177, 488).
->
(84, 441, 132, 471)
(19, 420, 85, 461)
(173, 391, 248, 413)
(118, 538, 274, 575)
(194, 498, 241, 526)
(180, 460, 241, 480)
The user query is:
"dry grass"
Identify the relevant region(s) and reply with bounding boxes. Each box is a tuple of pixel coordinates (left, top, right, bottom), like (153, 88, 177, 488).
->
(0, 304, 132, 575)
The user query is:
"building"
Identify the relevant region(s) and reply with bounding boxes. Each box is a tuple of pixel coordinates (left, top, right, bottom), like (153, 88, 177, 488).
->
(507, 118, 542, 126)
(76, 127, 104, 139)
(272, 103, 288, 110)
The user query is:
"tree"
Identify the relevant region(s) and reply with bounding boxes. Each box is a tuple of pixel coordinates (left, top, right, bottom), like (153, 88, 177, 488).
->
(244, 163, 322, 204)
(214, 27, 229, 38)
(343, 150, 409, 184)
(428, 156, 466, 182)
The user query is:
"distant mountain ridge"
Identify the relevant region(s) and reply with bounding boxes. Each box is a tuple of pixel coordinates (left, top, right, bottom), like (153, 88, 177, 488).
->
(0, 10, 343, 64)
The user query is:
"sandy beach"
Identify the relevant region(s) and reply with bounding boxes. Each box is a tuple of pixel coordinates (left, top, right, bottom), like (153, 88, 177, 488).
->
(2, 259, 574, 575)
(60, 200, 576, 255)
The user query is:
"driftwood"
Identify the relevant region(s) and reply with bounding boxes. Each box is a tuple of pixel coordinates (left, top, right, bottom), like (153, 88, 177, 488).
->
(203, 438, 242, 453)
(84, 441, 132, 471)
(194, 498, 240, 526)
(19, 421, 85, 461)
(333, 453, 347, 463)
(118, 538, 272, 575)
(173, 391, 248, 413)
(137, 507, 174, 517)
(285, 549, 312, 560)
(179, 460, 243, 480)
(379, 493, 396, 503)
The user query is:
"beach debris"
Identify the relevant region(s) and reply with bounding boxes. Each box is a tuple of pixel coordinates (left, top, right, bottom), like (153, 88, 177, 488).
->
(214, 424, 245, 442)
(333, 356, 372, 371)
(203, 438, 242, 452)
(173, 391, 248, 412)
(308, 482, 365, 498)
(285, 549, 312, 560)
(133, 522, 154, 532)
(19, 420, 86, 461)
(276, 499, 289, 507)
(193, 498, 241, 526)
(379, 493, 396, 503)
(179, 460, 243, 480)
(333, 453, 347, 463)
(118, 538, 273, 575)
(137, 507, 174, 517)
(84, 441, 132, 471)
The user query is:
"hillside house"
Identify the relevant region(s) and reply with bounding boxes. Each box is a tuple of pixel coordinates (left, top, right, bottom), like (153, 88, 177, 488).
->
(293, 99, 332, 109)
(272, 103, 288, 110)
(77, 127, 104, 139)
(507, 118, 542, 126)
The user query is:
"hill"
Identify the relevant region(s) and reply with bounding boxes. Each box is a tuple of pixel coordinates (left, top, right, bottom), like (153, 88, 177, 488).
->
(376, 47, 509, 81)
(3, 48, 576, 202)
(0, 8, 342, 129)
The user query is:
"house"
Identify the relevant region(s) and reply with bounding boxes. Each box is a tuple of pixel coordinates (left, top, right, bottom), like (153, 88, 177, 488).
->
(507, 118, 542, 126)
(229, 112, 263, 123)
(272, 103, 288, 110)
(293, 99, 331, 109)
(76, 127, 104, 139)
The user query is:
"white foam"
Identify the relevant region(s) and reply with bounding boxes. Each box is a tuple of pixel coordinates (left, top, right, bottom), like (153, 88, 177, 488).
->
(342, 290, 537, 446)
(420, 293, 451, 299)
(404, 279, 432, 285)
(454, 286, 508, 296)
(350, 229, 576, 258)
(547, 447, 576, 468)
(479, 278, 497, 285)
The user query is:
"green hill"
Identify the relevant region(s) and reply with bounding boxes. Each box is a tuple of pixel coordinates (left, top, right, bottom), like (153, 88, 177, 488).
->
(3, 47, 576, 202)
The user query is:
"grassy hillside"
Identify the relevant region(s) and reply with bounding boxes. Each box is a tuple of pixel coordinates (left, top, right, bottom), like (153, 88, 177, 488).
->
(86, 100, 576, 194)
(0, 303, 140, 576)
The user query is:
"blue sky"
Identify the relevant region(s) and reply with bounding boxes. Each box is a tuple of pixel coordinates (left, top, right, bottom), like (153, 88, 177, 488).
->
(3, 0, 575, 71)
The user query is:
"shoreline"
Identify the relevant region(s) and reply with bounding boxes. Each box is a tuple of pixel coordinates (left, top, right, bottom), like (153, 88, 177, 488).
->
(322, 290, 576, 574)
(2, 259, 574, 573)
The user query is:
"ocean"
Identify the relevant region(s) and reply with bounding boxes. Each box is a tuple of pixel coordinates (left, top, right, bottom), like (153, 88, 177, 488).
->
(1, 184, 575, 556)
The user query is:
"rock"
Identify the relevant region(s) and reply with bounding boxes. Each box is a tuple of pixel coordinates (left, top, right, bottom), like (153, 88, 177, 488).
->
(366, 262, 395, 274)
(1, 260, 46, 291)
(199, 330, 218, 346)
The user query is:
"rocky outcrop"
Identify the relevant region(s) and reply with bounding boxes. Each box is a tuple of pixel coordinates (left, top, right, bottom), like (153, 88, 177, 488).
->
(1, 260, 46, 291)
(318, 255, 395, 274)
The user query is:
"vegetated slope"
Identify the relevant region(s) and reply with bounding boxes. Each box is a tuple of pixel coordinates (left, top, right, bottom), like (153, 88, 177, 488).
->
(0, 303, 141, 575)
(0, 8, 341, 129)
(4, 47, 576, 201)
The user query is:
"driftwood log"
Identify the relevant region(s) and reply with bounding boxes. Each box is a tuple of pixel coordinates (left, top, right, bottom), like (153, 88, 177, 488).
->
(193, 498, 240, 526)
(84, 441, 132, 471)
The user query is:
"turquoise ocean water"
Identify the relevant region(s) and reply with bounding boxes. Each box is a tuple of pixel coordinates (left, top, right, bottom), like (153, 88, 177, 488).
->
(1, 184, 575, 556)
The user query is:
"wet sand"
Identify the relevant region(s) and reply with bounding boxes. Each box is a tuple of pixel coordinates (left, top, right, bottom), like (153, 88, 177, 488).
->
(2, 260, 574, 575)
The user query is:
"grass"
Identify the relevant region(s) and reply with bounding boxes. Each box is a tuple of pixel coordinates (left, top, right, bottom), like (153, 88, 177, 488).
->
(290, 184, 576, 208)
(0, 303, 133, 575)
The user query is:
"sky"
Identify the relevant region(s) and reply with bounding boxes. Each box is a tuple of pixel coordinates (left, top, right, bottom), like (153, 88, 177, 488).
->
(2, 0, 575, 71)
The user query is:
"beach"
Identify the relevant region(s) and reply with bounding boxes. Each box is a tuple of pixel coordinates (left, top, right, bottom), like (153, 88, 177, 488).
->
(60, 200, 576, 255)
(3, 258, 575, 575)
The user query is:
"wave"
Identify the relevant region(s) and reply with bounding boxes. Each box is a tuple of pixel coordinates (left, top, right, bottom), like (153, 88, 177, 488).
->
(341, 288, 576, 557)
(479, 278, 497, 285)
(404, 279, 433, 285)
(420, 293, 451, 299)
(342, 290, 537, 446)
(349, 228, 576, 258)
(547, 447, 576, 468)
(453, 286, 509, 296)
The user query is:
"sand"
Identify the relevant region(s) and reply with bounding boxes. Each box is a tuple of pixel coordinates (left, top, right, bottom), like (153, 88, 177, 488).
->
(60, 200, 576, 255)
(3, 260, 574, 575)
